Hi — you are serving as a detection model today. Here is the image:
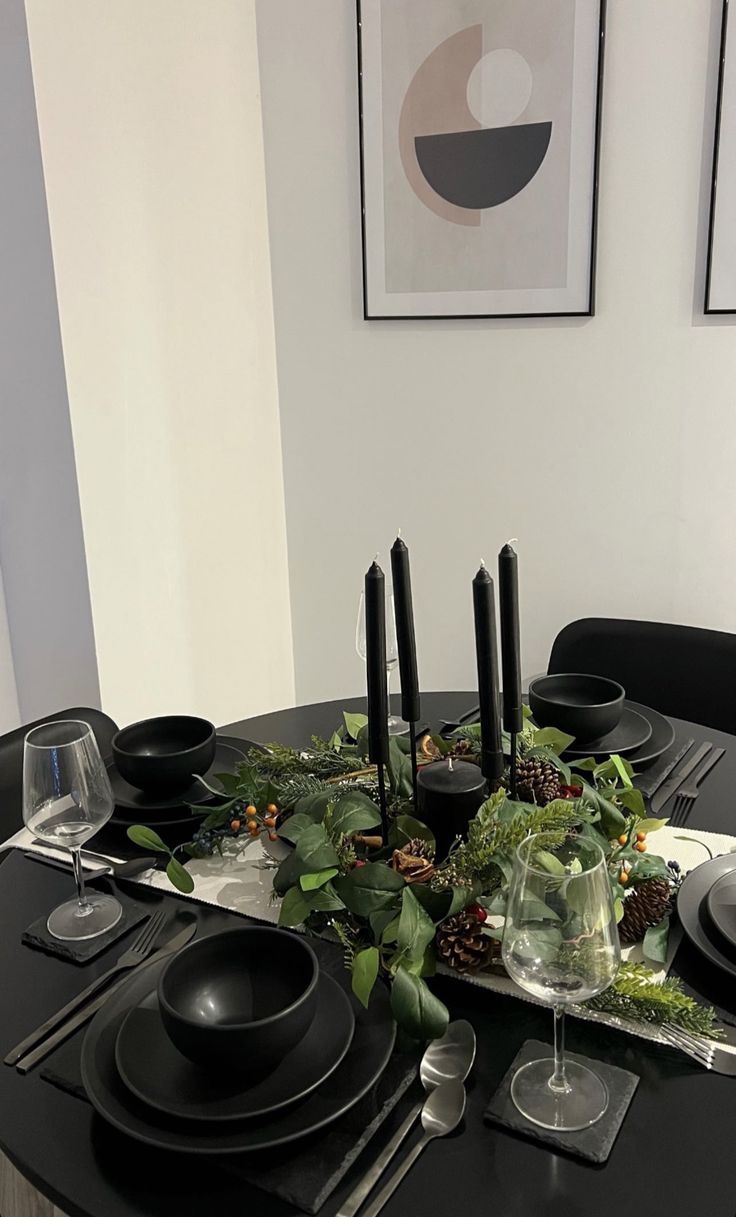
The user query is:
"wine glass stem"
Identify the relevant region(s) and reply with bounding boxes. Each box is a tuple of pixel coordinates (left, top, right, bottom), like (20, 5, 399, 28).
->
(550, 1004, 570, 1093)
(70, 847, 91, 914)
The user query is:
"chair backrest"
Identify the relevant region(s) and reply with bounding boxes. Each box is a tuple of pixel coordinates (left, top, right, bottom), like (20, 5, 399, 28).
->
(0, 707, 119, 845)
(548, 618, 736, 736)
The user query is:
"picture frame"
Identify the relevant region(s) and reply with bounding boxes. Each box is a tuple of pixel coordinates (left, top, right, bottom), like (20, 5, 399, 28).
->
(357, 0, 606, 320)
(706, 0, 736, 313)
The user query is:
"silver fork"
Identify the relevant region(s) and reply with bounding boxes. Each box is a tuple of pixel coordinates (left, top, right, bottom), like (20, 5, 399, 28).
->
(4, 908, 167, 1066)
(660, 1022, 736, 1075)
(669, 748, 726, 828)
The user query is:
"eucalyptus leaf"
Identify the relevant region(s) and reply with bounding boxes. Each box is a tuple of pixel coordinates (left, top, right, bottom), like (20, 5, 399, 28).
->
(635, 817, 668, 834)
(532, 727, 575, 756)
(343, 711, 369, 741)
(352, 946, 380, 1008)
(166, 857, 194, 893)
(278, 885, 311, 927)
(293, 789, 335, 822)
(396, 886, 436, 963)
(618, 787, 647, 818)
(390, 967, 449, 1040)
(294, 823, 339, 872)
(333, 862, 405, 917)
(330, 791, 382, 837)
(520, 895, 561, 922)
(643, 915, 670, 964)
(369, 908, 398, 942)
(276, 812, 314, 845)
(307, 883, 345, 912)
(299, 867, 338, 891)
(533, 849, 567, 876)
(126, 825, 170, 854)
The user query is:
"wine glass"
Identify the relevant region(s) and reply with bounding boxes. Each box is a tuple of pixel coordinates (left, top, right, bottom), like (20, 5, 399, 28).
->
(356, 591, 409, 736)
(23, 720, 122, 941)
(502, 832, 620, 1131)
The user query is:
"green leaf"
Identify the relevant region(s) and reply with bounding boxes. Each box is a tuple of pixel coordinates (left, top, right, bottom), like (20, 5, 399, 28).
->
(330, 791, 382, 837)
(294, 824, 340, 872)
(213, 772, 242, 796)
(389, 815, 436, 852)
(166, 856, 194, 893)
(520, 895, 561, 922)
(532, 727, 575, 755)
(126, 825, 170, 854)
(369, 908, 397, 941)
(628, 853, 669, 882)
(276, 813, 314, 846)
(387, 737, 414, 799)
(278, 885, 311, 927)
(328, 730, 342, 749)
(390, 967, 449, 1040)
(635, 817, 668, 834)
(343, 711, 369, 741)
(272, 848, 304, 896)
(333, 862, 405, 917)
(430, 734, 452, 757)
(571, 757, 598, 772)
(352, 947, 380, 1008)
(614, 897, 624, 923)
(293, 790, 334, 822)
(611, 754, 633, 788)
(582, 783, 626, 838)
(533, 848, 567, 876)
(202, 804, 235, 830)
(299, 867, 338, 891)
(618, 787, 647, 818)
(306, 883, 345, 912)
(396, 886, 436, 963)
(643, 916, 670, 964)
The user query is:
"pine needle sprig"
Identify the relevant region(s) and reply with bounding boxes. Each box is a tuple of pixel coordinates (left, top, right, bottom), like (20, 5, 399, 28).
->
(584, 962, 723, 1037)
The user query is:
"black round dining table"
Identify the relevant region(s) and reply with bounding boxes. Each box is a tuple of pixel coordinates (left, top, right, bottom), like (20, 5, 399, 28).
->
(2, 691, 736, 1217)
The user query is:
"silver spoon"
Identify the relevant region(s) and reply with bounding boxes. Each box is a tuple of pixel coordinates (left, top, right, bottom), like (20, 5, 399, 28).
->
(337, 1020, 475, 1217)
(361, 1081, 466, 1217)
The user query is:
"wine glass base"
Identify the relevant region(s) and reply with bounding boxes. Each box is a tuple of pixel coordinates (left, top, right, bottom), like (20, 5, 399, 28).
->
(510, 1057, 609, 1131)
(387, 715, 410, 736)
(47, 894, 123, 942)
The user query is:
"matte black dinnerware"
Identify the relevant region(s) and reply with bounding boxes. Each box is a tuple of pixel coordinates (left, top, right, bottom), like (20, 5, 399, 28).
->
(112, 716, 216, 794)
(561, 706, 652, 759)
(116, 973, 354, 1121)
(621, 700, 676, 769)
(158, 927, 318, 1074)
(81, 951, 396, 1153)
(677, 854, 736, 977)
(706, 870, 736, 952)
(107, 740, 248, 817)
(529, 673, 625, 742)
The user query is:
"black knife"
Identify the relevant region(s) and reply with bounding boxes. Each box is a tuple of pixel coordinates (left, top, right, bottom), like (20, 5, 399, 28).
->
(651, 741, 713, 815)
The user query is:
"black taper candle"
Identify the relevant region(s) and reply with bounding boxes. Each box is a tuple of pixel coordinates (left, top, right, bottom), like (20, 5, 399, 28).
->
(365, 560, 390, 834)
(498, 542, 523, 735)
(472, 562, 504, 784)
(390, 536, 420, 724)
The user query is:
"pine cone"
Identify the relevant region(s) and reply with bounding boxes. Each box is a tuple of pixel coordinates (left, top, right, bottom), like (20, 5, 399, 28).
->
(392, 839, 435, 885)
(435, 911, 492, 974)
(516, 757, 563, 806)
(618, 878, 672, 943)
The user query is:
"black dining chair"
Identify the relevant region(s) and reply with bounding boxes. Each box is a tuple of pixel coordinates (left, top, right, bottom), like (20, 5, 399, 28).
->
(548, 618, 736, 736)
(0, 707, 119, 856)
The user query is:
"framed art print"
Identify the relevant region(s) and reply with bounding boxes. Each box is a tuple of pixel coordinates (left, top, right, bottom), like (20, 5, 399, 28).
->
(706, 0, 736, 312)
(357, 0, 606, 319)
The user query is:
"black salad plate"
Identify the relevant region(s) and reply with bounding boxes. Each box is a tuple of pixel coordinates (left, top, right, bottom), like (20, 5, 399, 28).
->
(563, 707, 652, 759)
(108, 738, 251, 817)
(115, 972, 355, 1122)
(564, 700, 675, 768)
(706, 870, 736, 953)
(677, 853, 736, 977)
(81, 952, 396, 1153)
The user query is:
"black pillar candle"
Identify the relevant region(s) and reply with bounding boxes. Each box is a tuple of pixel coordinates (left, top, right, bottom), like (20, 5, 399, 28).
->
(499, 542, 523, 735)
(390, 536, 420, 725)
(472, 562, 504, 784)
(417, 759, 487, 859)
(365, 560, 389, 770)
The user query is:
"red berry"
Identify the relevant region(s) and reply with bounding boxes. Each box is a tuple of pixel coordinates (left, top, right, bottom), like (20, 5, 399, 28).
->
(353, 859, 367, 869)
(468, 903, 487, 923)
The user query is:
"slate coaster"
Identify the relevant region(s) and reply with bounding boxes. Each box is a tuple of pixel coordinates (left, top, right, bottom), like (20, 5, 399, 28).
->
(22, 895, 148, 964)
(484, 1039, 639, 1163)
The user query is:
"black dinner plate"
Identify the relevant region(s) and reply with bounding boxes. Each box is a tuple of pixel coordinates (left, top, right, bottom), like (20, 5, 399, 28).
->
(706, 870, 736, 952)
(564, 700, 676, 768)
(115, 972, 355, 1122)
(108, 738, 252, 817)
(677, 853, 736, 976)
(563, 706, 652, 759)
(81, 951, 395, 1153)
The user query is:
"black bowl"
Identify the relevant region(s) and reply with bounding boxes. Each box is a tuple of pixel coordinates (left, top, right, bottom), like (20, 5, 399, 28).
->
(528, 673, 625, 743)
(112, 716, 216, 794)
(158, 928, 319, 1076)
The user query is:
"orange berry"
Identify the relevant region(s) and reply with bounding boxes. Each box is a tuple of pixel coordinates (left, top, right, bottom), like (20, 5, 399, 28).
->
(266, 803, 278, 814)
(635, 841, 647, 852)
(264, 816, 276, 828)
(618, 834, 628, 846)
(619, 871, 629, 884)
(268, 831, 277, 841)
(245, 804, 257, 816)
(247, 819, 258, 831)
(636, 831, 647, 842)
(231, 819, 241, 831)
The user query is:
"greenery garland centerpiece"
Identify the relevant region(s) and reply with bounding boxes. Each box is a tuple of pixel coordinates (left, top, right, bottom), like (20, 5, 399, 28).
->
(129, 709, 720, 1042)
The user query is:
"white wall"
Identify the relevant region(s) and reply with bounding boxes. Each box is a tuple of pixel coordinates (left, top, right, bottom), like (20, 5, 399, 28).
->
(0, 566, 20, 735)
(25, 0, 295, 728)
(256, 0, 736, 705)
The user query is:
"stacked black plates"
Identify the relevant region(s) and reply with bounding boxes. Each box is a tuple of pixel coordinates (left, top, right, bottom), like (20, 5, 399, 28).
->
(563, 700, 675, 767)
(81, 951, 396, 1152)
(677, 854, 736, 977)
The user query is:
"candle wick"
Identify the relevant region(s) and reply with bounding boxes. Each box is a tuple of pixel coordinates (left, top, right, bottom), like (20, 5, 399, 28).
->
(397, 528, 402, 538)
(374, 552, 379, 562)
(448, 757, 454, 772)
(507, 537, 519, 547)
(479, 558, 486, 569)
